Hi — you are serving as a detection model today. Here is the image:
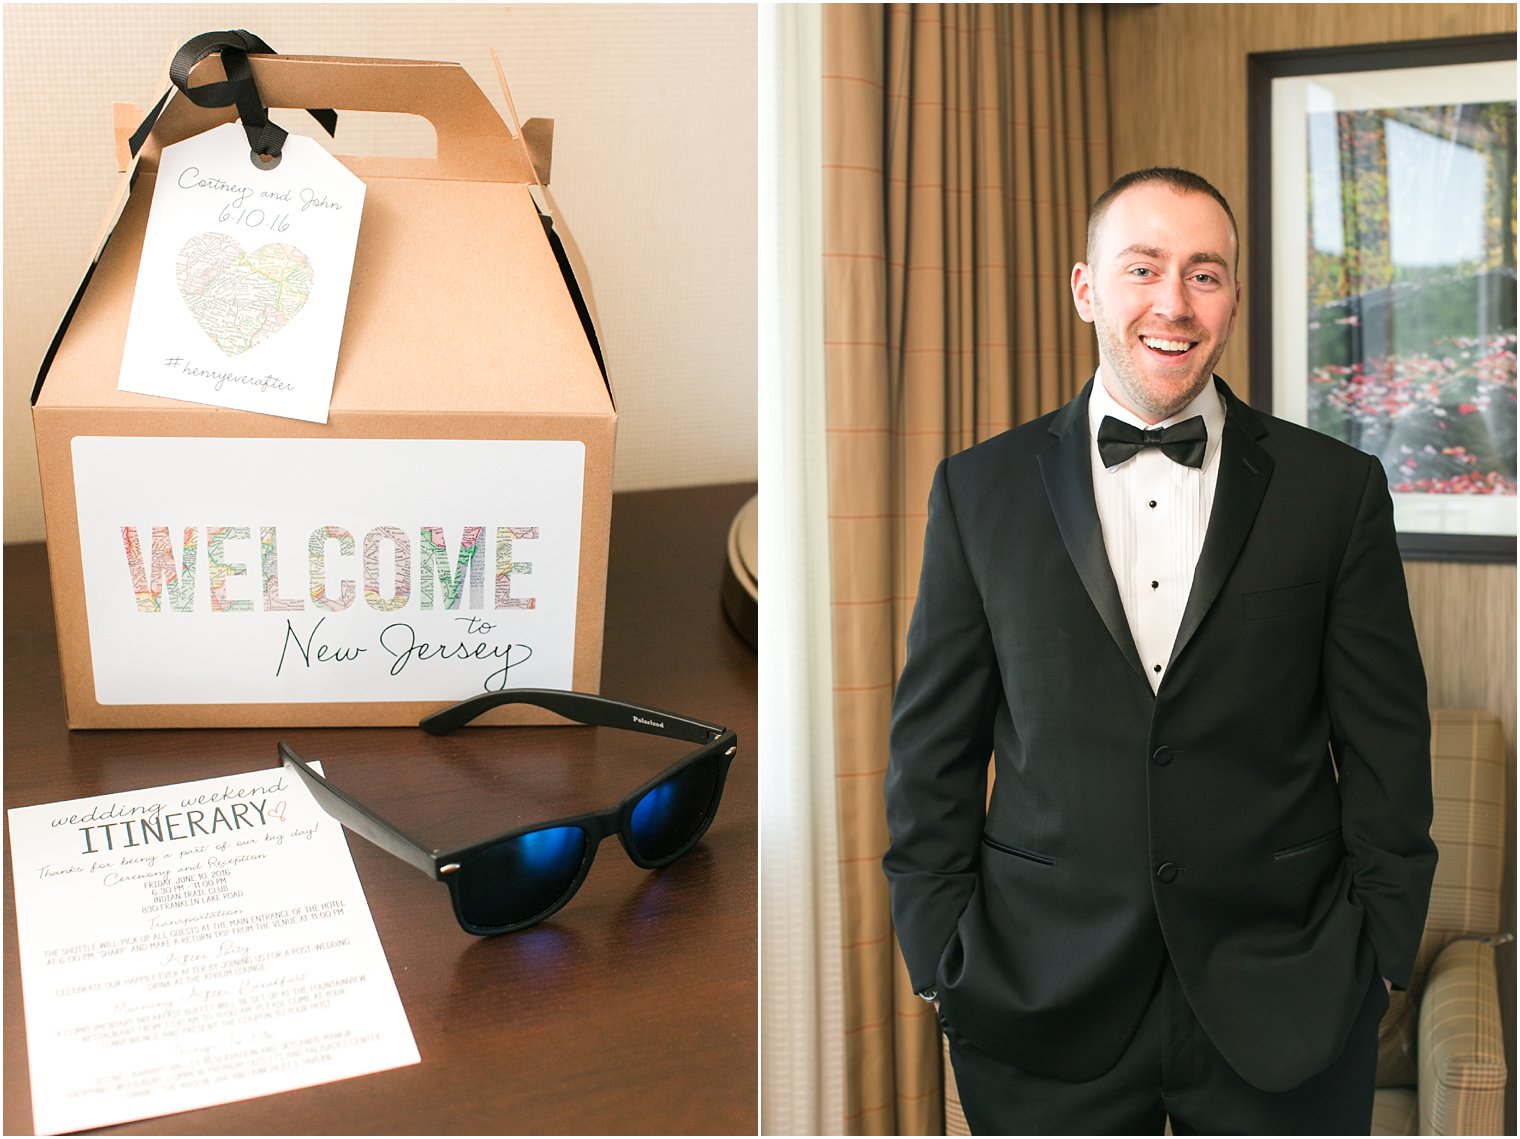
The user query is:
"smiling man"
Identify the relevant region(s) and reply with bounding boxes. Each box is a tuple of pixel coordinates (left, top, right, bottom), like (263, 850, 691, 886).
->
(883, 168, 1436, 1134)
(1075, 175, 1239, 422)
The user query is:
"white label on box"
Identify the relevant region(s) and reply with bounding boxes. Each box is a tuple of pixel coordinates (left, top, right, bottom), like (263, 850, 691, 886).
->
(118, 123, 365, 424)
(72, 437, 585, 704)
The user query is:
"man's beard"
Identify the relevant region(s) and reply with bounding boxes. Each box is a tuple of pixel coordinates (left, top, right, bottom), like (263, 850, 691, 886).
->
(1091, 287, 1226, 421)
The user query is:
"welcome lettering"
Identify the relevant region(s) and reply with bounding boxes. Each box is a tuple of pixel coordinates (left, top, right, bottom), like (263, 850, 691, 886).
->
(120, 525, 539, 613)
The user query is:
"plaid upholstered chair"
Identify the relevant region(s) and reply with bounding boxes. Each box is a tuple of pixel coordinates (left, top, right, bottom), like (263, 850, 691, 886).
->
(1372, 709, 1509, 1135)
(942, 708, 1511, 1136)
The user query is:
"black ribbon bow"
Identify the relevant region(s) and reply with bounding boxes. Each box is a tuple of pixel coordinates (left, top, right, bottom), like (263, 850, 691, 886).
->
(1096, 415, 1208, 469)
(128, 30, 337, 162)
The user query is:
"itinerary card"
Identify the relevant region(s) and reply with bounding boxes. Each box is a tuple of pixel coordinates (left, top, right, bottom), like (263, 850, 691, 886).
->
(8, 764, 419, 1134)
(118, 122, 365, 423)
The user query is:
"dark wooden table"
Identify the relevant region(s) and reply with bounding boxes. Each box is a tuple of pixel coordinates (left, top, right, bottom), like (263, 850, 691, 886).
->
(4, 483, 757, 1136)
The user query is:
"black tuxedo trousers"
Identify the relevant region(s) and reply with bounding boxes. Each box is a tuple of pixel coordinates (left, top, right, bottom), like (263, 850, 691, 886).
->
(884, 378, 1436, 1094)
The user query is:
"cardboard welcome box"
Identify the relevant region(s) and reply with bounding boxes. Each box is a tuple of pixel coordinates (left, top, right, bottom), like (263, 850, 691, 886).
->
(31, 49, 616, 728)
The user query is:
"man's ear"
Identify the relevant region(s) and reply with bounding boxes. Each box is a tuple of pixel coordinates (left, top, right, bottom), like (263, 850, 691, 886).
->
(1071, 262, 1096, 324)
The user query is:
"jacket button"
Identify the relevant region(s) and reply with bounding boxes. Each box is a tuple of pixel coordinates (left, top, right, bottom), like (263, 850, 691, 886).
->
(1152, 746, 1172, 766)
(1156, 862, 1179, 883)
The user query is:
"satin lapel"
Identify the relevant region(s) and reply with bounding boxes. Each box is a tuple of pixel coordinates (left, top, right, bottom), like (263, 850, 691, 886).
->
(1167, 387, 1274, 670)
(1038, 382, 1148, 685)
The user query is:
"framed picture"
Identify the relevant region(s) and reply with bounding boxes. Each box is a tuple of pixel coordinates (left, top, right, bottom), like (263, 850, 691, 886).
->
(1248, 37, 1516, 562)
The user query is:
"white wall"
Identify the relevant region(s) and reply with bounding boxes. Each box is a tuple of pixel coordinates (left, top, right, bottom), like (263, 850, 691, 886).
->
(3, 3, 757, 542)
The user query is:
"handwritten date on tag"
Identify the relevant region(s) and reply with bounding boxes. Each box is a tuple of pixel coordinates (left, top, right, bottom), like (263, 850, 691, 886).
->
(118, 123, 365, 424)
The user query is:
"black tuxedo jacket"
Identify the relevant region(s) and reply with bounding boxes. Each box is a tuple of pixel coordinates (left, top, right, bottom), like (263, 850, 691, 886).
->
(884, 377, 1436, 1093)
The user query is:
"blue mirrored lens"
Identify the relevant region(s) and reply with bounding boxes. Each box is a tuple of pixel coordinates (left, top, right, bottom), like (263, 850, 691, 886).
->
(629, 755, 721, 863)
(456, 825, 587, 930)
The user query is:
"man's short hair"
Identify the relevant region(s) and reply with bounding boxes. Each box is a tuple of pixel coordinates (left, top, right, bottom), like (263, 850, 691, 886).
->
(1086, 167, 1239, 267)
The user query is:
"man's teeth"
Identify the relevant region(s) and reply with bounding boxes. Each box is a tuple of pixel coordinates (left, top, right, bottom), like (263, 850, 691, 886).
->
(1142, 336, 1193, 352)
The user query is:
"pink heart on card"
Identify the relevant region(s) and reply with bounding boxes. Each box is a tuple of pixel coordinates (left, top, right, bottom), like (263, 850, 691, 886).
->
(176, 232, 314, 356)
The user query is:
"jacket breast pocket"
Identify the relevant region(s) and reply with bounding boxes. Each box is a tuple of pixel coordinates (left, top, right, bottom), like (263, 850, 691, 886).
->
(1242, 580, 1325, 622)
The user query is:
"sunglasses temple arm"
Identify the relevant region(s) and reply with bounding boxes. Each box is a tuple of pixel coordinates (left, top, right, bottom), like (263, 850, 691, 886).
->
(419, 688, 723, 745)
(279, 743, 440, 879)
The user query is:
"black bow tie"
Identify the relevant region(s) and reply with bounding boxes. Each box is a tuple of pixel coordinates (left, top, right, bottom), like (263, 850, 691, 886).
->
(1096, 415, 1208, 469)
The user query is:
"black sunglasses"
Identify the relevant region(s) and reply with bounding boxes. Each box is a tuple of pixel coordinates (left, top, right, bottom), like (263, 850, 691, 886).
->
(279, 689, 738, 936)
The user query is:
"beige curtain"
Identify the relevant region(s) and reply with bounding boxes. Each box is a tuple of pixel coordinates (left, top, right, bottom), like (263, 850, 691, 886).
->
(821, 5, 1109, 1133)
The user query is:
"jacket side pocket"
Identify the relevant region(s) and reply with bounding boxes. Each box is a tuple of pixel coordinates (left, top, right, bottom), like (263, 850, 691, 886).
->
(1272, 827, 1342, 860)
(982, 835, 1055, 865)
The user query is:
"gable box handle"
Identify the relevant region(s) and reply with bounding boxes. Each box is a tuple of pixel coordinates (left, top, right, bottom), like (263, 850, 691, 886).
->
(137, 53, 534, 183)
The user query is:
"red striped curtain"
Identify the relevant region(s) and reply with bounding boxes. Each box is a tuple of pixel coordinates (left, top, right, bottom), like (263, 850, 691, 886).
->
(820, 5, 1109, 1131)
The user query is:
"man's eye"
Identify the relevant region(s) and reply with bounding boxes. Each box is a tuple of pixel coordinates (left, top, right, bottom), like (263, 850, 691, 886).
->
(1191, 273, 1218, 285)
(1129, 267, 1154, 278)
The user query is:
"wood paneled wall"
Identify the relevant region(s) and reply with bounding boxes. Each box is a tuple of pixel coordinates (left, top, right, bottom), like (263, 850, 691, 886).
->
(1106, 3, 1516, 398)
(1106, 4, 1518, 1126)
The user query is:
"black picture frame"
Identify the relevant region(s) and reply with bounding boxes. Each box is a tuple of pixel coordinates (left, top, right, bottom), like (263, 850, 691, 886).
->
(1247, 35, 1517, 563)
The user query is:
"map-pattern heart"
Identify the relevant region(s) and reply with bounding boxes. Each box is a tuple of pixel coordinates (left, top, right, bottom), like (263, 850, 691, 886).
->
(176, 233, 314, 356)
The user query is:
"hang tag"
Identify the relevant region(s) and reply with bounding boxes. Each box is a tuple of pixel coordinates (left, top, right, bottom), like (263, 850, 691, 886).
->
(118, 122, 365, 424)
